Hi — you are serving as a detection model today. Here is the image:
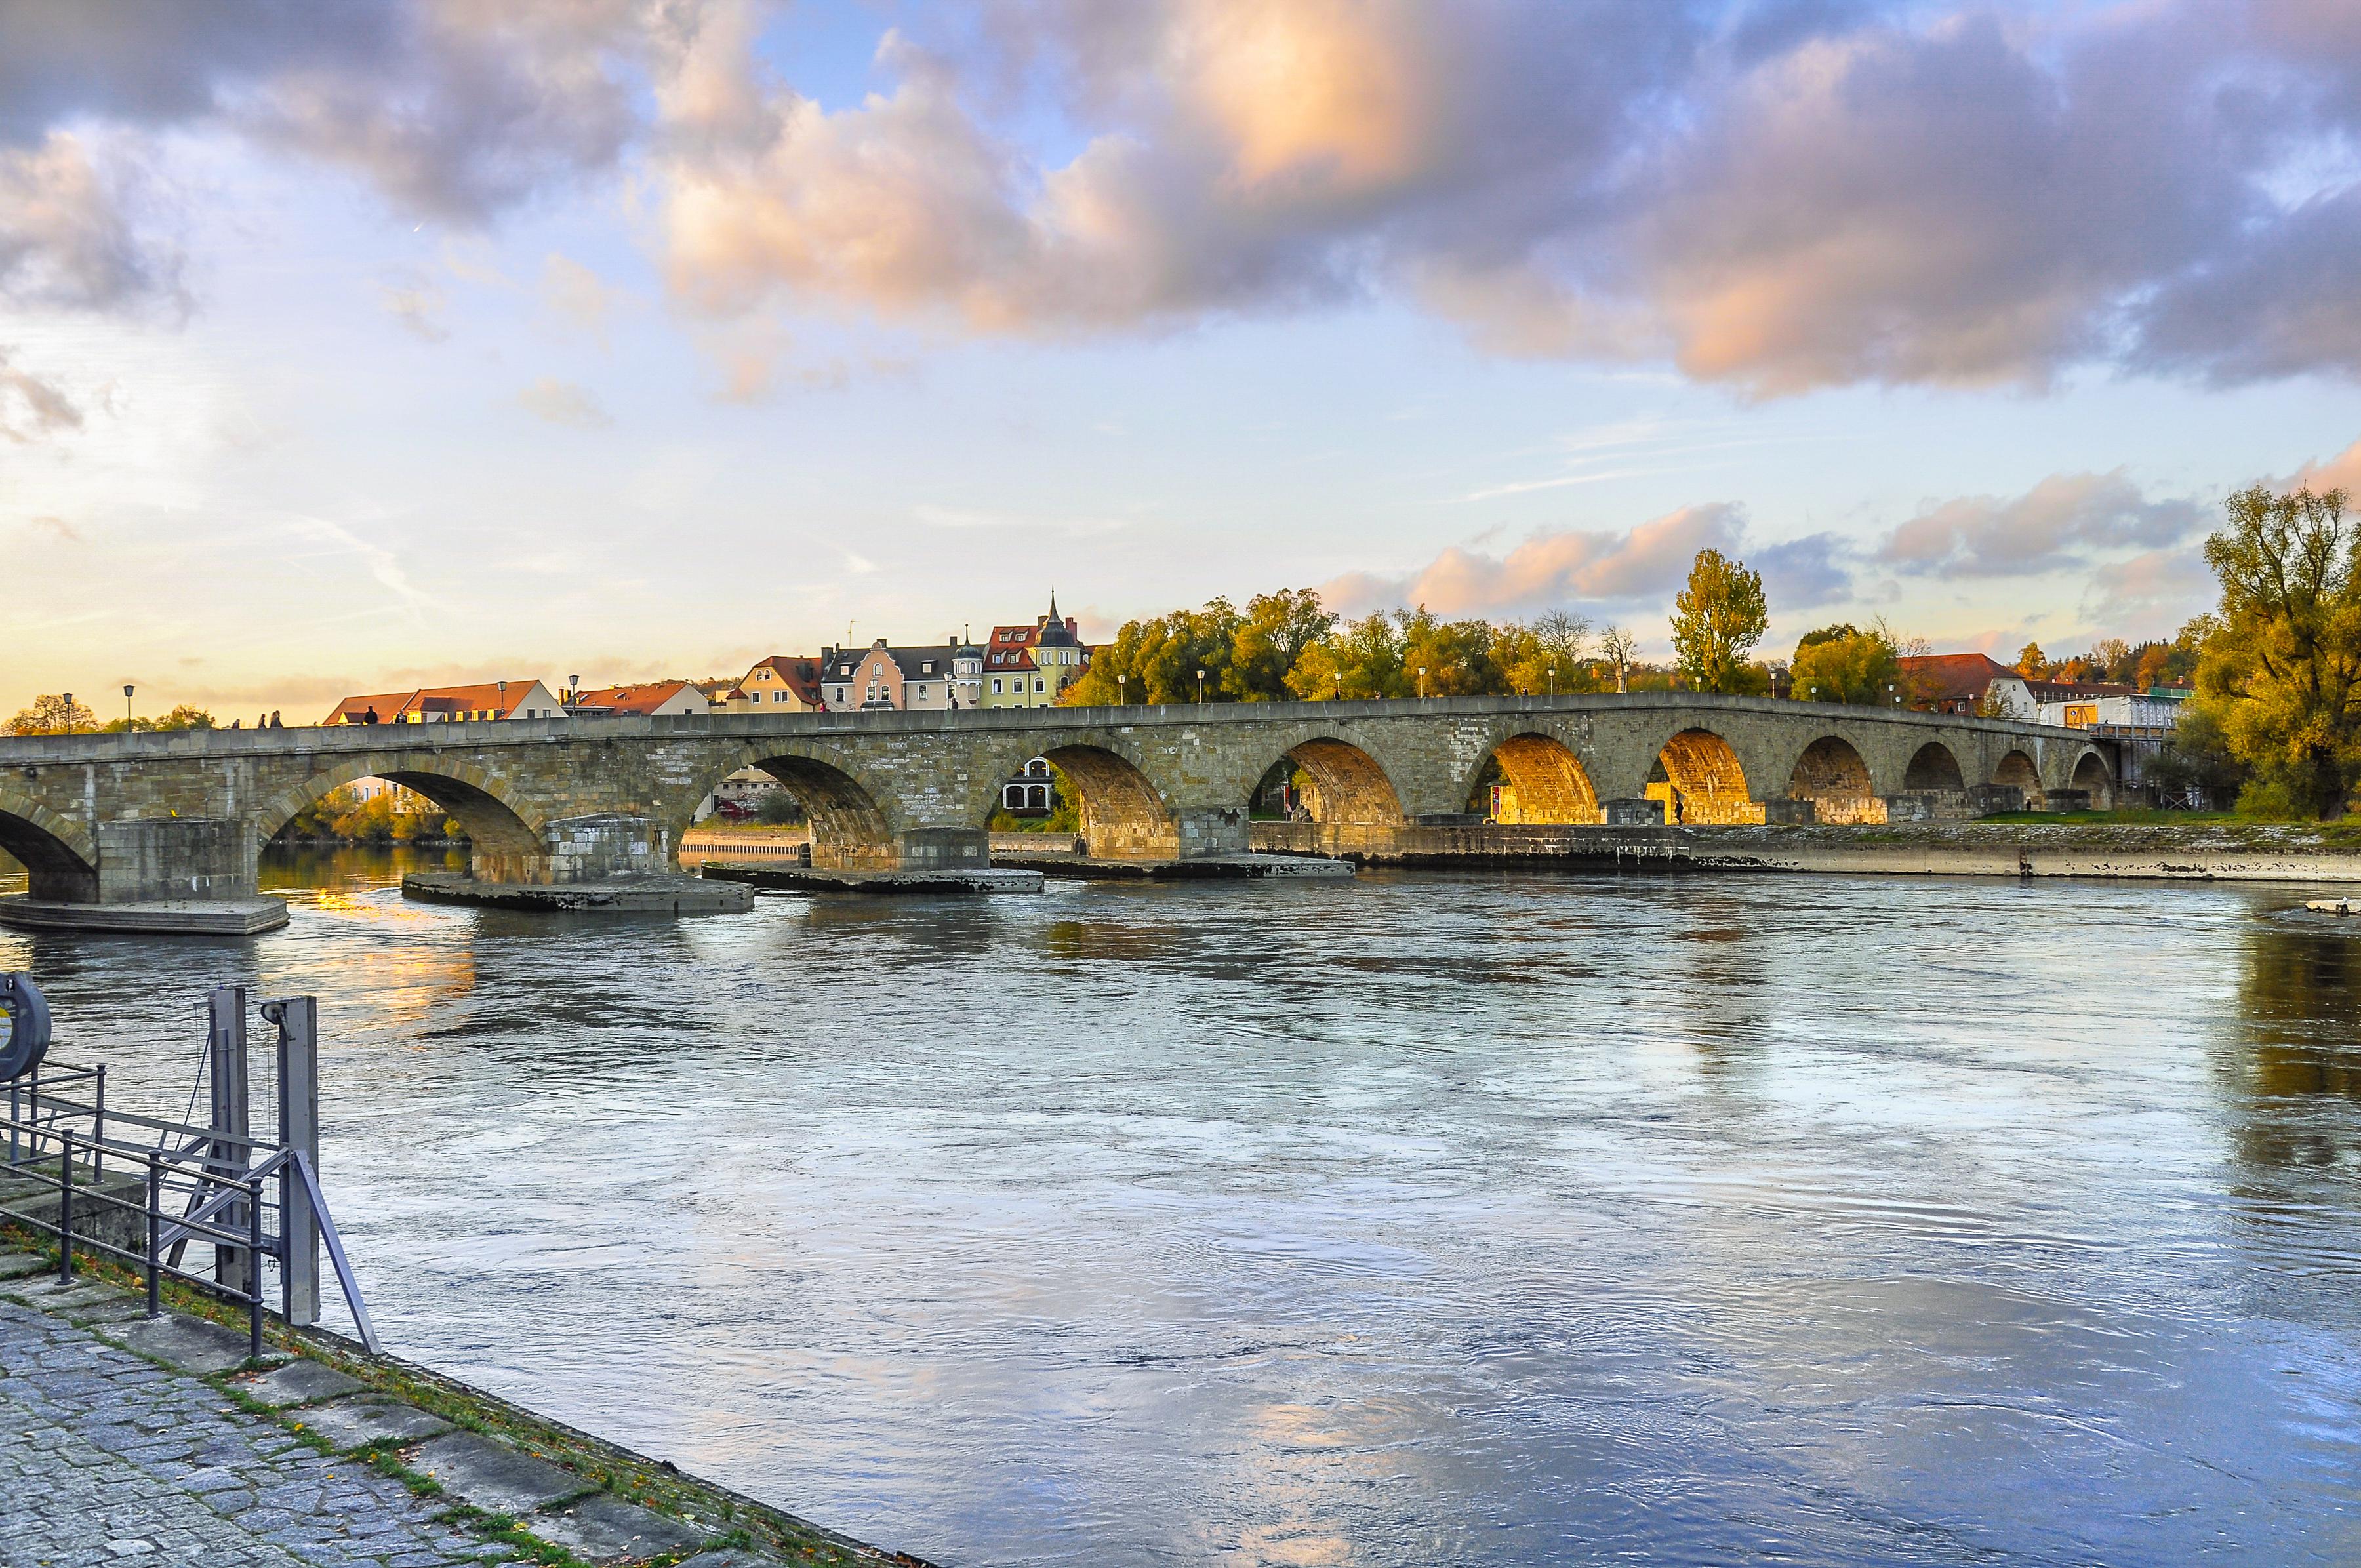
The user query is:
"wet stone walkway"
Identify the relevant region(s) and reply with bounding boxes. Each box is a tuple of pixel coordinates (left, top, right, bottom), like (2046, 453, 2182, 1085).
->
(0, 1291, 492, 1568)
(0, 1249, 774, 1568)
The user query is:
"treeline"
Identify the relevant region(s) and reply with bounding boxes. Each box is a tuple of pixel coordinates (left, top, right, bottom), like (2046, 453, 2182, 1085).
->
(279, 786, 469, 845)
(1063, 592, 1652, 704)
(5, 696, 216, 736)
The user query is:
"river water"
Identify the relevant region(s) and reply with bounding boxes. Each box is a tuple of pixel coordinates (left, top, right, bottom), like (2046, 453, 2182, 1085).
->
(3, 849, 2358, 1565)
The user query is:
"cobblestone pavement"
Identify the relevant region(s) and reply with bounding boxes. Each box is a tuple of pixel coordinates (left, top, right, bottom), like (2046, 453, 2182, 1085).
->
(0, 1299, 495, 1568)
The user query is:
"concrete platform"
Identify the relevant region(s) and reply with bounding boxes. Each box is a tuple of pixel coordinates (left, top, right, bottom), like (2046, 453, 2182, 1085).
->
(402, 872, 754, 914)
(703, 862, 1045, 895)
(995, 852, 1356, 882)
(0, 895, 289, 935)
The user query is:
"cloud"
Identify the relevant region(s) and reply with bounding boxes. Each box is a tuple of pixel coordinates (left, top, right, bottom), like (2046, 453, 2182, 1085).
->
(1322, 502, 1850, 618)
(1878, 472, 2205, 577)
(515, 376, 611, 428)
(540, 252, 618, 338)
(378, 273, 450, 341)
(2293, 433, 2361, 495)
(24, 516, 83, 542)
(0, 350, 83, 443)
(0, 131, 180, 312)
(0, 1, 643, 245)
(2082, 547, 2217, 630)
(638, 0, 2361, 393)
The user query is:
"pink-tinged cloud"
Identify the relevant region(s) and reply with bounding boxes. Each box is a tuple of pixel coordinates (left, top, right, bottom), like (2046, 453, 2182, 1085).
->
(2081, 547, 2217, 632)
(2293, 434, 2361, 495)
(1322, 504, 1851, 619)
(1878, 472, 2203, 578)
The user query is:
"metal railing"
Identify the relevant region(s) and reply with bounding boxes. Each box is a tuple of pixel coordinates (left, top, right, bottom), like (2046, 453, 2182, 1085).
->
(0, 993, 378, 1360)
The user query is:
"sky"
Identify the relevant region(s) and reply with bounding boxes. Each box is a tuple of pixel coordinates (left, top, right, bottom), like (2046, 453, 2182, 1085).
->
(7, 0, 2361, 722)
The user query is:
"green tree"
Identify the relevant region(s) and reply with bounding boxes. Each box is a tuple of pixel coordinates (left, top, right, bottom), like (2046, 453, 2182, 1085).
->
(1224, 590, 1335, 700)
(1396, 607, 1505, 695)
(5, 694, 98, 735)
(1669, 548, 1769, 694)
(101, 704, 216, 734)
(1789, 623, 1902, 705)
(1286, 612, 1410, 699)
(1499, 609, 1592, 693)
(2192, 485, 2361, 817)
(2015, 642, 2049, 677)
(1063, 598, 1245, 704)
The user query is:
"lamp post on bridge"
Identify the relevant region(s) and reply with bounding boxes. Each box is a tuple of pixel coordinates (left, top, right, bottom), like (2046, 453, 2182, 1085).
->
(1417, 666, 1428, 699)
(61, 693, 72, 736)
(1117, 673, 1127, 706)
(1196, 668, 1206, 704)
(123, 685, 134, 728)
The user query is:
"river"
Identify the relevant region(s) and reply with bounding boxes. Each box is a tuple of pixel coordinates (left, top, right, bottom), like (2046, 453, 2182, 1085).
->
(3, 848, 2357, 1565)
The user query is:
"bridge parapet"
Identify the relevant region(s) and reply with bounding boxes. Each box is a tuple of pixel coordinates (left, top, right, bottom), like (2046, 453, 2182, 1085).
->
(0, 694, 2122, 922)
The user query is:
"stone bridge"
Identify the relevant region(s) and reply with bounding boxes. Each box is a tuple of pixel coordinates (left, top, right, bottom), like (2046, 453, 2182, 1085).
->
(0, 694, 2116, 909)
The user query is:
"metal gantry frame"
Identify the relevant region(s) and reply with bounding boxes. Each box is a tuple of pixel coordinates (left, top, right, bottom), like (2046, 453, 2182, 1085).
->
(0, 986, 377, 1357)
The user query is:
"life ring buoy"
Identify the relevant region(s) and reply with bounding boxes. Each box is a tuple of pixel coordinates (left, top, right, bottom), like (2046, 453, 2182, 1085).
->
(0, 973, 52, 1080)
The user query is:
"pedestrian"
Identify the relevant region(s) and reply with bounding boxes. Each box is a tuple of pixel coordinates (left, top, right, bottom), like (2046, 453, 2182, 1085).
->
(362, 704, 379, 725)
(269, 710, 283, 728)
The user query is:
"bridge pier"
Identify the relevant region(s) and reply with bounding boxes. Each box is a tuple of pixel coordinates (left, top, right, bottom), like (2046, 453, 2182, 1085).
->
(0, 816, 287, 935)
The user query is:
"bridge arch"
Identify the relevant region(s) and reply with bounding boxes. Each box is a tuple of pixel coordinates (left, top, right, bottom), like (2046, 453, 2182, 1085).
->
(1992, 749, 2045, 810)
(1253, 735, 1407, 824)
(255, 756, 548, 874)
(688, 744, 902, 870)
(0, 788, 99, 902)
(1655, 729, 1757, 824)
(1903, 740, 1966, 794)
(989, 739, 1180, 860)
(1785, 735, 1878, 824)
(2071, 749, 2115, 809)
(1480, 733, 1602, 824)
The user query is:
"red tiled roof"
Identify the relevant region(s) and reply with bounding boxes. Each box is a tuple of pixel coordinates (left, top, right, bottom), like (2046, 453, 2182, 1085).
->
(747, 656, 825, 706)
(1897, 654, 2021, 702)
(323, 680, 546, 725)
(572, 680, 699, 715)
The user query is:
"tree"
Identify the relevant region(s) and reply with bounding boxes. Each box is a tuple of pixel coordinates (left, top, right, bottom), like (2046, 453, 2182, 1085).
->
(102, 704, 216, 734)
(5, 694, 97, 735)
(1598, 626, 1638, 691)
(1498, 609, 1592, 693)
(1062, 597, 1246, 704)
(2015, 643, 2049, 678)
(1789, 624, 1902, 705)
(1669, 548, 1769, 694)
(2190, 485, 2361, 817)
(1286, 612, 1410, 700)
(1396, 607, 1504, 695)
(1225, 590, 1335, 701)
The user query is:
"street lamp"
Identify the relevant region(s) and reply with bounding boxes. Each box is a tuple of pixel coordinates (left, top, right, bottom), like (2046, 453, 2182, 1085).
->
(123, 684, 134, 727)
(61, 692, 72, 736)
(1417, 666, 1428, 698)
(1196, 668, 1207, 704)
(1117, 673, 1127, 705)
(1333, 672, 1342, 700)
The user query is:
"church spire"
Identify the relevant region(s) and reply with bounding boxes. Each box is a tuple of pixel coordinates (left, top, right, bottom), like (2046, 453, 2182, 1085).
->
(1047, 586, 1060, 624)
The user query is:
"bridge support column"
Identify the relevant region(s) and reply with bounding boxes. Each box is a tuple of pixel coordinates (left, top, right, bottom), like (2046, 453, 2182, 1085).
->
(1174, 806, 1250, 858)
(895, 826, 990, 870)
(0, 817, 287, 935)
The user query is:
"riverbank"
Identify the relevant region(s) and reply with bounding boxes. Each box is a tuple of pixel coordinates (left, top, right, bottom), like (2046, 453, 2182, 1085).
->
(1692, 818, 2361, 883)
(0, 1236, 918, 1567)
(1253, 816, 2361, 883)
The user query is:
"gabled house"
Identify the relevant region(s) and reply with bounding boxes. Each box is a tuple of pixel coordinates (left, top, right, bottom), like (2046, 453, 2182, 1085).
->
(733, 656, 827, 714)
(565, 680, 706, 717)
(1897, 654, 2034, 718)
(323, 679, 567, 725)
(982, 592, 1091, 708)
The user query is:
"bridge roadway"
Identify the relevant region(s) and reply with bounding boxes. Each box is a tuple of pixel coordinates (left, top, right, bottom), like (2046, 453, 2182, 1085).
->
(0, 693, 2115, 916)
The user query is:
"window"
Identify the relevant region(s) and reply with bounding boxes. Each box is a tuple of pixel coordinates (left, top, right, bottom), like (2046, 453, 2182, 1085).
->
(834, 688, 847, 703)
(1035, 679, 1046, 693)
(991, 678, 1003, 693)
(921, 662, 935, 674)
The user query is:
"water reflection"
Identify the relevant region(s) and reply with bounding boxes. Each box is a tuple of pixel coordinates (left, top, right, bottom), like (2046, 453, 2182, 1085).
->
(1, 851, 2358, 1565)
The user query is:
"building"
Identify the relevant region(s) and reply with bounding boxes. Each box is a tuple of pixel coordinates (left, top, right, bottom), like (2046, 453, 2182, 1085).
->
(1001, 757, 1058, 816)
(564, 680, 707, 718)
(1897, 654, 2035, 717)
(323, 680, 567, 725)
(818, 640, 967, 711)
(729, 656, 827, 714)
(982, 592, 1091, 708)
